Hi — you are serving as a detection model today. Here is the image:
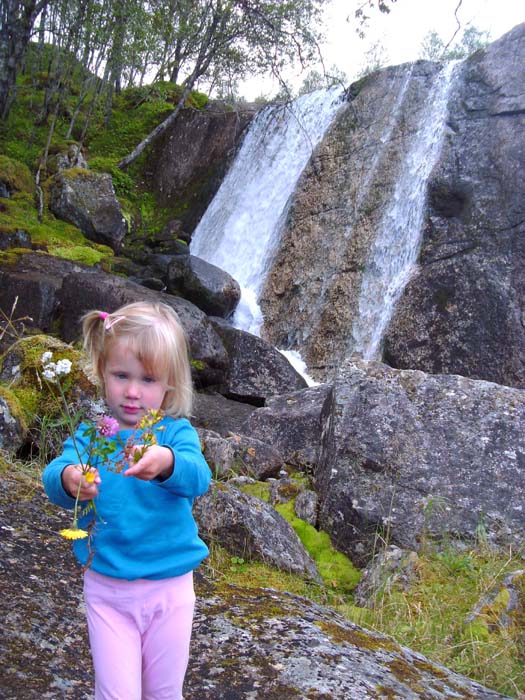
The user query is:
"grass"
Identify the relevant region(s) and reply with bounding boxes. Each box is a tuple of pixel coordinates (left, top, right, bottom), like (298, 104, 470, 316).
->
(203, 474, 525, 696)
(203, 538, 525, 697)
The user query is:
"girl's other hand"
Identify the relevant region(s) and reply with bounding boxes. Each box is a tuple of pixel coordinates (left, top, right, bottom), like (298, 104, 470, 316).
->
(124, 445, 174, 482)
(61, 464, 101, 500)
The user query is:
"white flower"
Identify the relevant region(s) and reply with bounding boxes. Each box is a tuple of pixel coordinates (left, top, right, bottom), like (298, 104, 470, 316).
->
(41, 351, 53, 364)
(55, 359, 72, 376)
(42, 368, 56, 381)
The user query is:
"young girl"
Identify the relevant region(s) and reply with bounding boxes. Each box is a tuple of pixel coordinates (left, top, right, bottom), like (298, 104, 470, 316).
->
(43, 301, 211, 700)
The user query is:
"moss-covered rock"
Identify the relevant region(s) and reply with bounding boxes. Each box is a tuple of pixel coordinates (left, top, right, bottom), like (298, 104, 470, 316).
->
(0, 155, 35, 196)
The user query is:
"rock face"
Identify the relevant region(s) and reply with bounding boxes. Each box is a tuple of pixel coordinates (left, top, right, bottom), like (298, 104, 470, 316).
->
(49, 169, 127, 252)
(317, 357, 525, 566)
(259, 24, 525, 388)
(167, 254, 241, 318)
(384, 24, 525, 388)
(144, 100, 259, 232)
(259, 60, 444, 380)
(1, 474, 513, 700)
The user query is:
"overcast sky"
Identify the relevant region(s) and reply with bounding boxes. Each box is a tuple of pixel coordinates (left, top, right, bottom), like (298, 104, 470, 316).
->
(241, 0, 524, 99)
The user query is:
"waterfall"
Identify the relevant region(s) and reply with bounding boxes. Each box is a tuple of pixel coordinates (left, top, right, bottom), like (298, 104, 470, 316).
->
(350, 61, 458, 360)
(190, 87, 345, 336)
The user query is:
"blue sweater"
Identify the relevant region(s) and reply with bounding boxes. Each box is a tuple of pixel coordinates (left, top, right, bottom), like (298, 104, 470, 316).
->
(43, 416, 211, 580)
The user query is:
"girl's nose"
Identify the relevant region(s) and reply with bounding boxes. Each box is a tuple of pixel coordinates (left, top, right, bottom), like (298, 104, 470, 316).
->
(125, 381, 140, 398)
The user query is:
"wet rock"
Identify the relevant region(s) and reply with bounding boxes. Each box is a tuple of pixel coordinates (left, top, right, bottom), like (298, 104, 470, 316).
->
(211, 318, 307, 405)
(242, 383, 334, 472)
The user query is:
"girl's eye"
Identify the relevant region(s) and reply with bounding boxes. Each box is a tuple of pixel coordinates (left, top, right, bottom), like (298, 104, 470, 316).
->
(143, 376, 156, 383)
(115, 372, 127, 379)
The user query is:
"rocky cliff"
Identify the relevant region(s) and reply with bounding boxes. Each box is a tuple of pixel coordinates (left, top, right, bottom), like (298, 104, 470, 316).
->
(259, 24, 525, 389)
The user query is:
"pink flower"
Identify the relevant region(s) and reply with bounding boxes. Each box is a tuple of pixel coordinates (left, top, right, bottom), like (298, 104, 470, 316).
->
(96, 415, 120, 438)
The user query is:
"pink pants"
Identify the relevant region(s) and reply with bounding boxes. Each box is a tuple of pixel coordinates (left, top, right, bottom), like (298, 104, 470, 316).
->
(83, 569, 195, 700)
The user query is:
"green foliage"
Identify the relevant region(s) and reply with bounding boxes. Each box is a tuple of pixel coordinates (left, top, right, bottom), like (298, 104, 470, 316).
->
(275, 500, 361, 593)
(87, 97, 174, 160)
(420, 26, 491, 61)
(0, 193, 113, 267)
(120, 82, 208, 110)
(340, 546, 525, 696)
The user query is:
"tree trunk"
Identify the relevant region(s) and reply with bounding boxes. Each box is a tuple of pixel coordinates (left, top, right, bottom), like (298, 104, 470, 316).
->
(117, 80, 194, 170)
(0, 0, 48, 120)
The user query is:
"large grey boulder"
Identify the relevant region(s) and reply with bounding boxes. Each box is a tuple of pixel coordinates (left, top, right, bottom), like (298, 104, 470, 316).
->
(144, 100, 259, 232)
(242, 383, 334, 472)
(259, 60, 444, 380)
(198, 428, 283, 480)
(193, 481, 321, 582)
(191, 391, 256, 436)
(317, 357, 525, 566)
(167, 254, 241, 318)
(49, 169, 127, 252)
(384, 24, 525, 388)
(260, 25, 525, 389)
(0, 253, 96, 341)
(57, 270, 230, 388)
(211, 318, 307, 405)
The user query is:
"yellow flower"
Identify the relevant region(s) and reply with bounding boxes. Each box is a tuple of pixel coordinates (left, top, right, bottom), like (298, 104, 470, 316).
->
(85, 471, 95, 483)
(60, 528, 88, 540)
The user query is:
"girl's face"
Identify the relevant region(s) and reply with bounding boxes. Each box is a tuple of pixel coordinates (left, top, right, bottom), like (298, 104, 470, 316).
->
(102, 341, 167, 430)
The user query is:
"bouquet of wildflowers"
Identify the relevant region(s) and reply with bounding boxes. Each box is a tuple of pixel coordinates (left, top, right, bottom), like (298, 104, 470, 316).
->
(41, 352, 163, 544)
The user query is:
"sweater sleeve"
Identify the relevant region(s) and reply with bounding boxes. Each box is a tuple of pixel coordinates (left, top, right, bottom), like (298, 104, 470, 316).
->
(42, 424, 92, 509)
(155, 418, 211, 499)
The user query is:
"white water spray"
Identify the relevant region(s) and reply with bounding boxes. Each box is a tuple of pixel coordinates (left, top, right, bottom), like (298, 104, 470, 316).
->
(190, 87, 345, 336)
(351, 62, 458, 360)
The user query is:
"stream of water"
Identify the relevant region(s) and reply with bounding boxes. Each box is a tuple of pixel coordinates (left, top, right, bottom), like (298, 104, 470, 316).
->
(350, 62, 458, 360)
(190, 87, 345, 337)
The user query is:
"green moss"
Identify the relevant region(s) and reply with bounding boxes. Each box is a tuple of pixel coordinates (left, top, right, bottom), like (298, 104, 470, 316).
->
(49, 245, 108, 266)
(240, 481, 271, 502)
(316, 620, 397, 652)
(1, 335, 95, 420)
(10, 386, 40, 419)
(190, 359, 207, 371)
(0, 386, 28, 433)
(387, 657, 425, 693)
(0, 155, 35, 194)
(275, 500, 360, 592)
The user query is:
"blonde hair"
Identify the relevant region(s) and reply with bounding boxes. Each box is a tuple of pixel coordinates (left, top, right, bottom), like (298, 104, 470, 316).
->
(82, 301, 193, 417)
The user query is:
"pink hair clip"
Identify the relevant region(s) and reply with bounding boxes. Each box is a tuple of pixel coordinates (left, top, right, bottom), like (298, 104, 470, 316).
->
(103, 314, 124, 331)
(99, 312, 109, 320)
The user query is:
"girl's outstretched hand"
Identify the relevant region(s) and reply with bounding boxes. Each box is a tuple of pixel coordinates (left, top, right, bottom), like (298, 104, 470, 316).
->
(124, 445, 174, 482)
(62, 464, 101, 500)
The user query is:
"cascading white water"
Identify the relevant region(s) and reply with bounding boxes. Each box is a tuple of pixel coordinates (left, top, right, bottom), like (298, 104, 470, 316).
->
(190, 87, 345, 336)
(351, 61, 458, 360)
